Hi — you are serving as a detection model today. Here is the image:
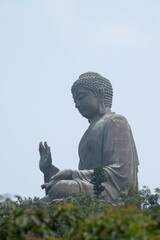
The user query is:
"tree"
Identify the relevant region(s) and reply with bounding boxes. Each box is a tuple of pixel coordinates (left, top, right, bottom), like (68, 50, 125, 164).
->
(91, 165, 106, 199)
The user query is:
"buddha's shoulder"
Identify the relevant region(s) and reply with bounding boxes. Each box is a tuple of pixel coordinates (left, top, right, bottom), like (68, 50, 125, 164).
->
(103, 113, 130, 126)
(94, 113, 130, 131)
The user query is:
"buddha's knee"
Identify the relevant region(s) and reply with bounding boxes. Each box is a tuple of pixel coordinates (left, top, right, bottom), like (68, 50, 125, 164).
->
(48, 180, 79, 200)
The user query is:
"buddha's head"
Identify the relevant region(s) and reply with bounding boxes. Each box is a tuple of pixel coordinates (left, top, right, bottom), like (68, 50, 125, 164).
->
(71, 72, 113, 121)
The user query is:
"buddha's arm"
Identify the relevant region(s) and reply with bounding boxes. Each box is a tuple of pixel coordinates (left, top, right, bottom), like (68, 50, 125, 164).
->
(71, 169, 93, 182)
(101, 116, 139, 187)
(45, 164, 59, 183)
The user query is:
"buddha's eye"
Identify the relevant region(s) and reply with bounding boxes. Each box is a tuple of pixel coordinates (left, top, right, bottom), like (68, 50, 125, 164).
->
(78, 96, 83, 100)
(78, 94, 85, 101)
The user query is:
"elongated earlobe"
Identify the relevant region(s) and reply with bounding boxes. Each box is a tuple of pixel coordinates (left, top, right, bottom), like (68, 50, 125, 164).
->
(98, 88, 106, 115)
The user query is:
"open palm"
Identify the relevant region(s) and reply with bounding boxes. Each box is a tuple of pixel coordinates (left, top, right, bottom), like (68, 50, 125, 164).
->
(39, 142, 52, 173)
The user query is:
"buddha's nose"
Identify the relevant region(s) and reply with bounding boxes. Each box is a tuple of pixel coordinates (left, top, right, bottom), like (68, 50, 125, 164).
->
(75, 100, 81, 108)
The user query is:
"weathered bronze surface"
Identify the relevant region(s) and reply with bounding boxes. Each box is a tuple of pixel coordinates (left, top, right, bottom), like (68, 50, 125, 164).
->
(39, 72, 139, 204)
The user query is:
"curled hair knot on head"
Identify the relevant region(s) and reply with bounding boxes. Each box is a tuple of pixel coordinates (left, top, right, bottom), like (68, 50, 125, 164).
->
(71, 72, 113, 108)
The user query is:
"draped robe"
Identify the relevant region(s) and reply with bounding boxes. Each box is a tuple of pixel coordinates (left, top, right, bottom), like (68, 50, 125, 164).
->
(45, 112, 139, 204)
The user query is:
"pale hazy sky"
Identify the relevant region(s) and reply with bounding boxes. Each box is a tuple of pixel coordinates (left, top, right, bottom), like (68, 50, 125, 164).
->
(1, 0, 160, 198)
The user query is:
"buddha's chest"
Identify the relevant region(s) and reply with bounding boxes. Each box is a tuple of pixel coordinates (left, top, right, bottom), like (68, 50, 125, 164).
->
(78, 120, 105, 165)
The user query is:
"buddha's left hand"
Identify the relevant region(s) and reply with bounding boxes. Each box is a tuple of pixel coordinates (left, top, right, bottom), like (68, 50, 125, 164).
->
(41, 169, 73, 192)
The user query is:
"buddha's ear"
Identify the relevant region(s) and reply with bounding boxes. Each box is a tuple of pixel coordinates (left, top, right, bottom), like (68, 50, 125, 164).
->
(98, 88, 106, 115)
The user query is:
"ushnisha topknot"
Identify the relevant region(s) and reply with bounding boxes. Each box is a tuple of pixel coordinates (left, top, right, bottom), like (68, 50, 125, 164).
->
(71, 72, 113, 108)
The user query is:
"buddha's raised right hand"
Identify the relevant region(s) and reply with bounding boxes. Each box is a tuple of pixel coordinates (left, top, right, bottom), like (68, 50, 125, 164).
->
(39, 141, 52, 174)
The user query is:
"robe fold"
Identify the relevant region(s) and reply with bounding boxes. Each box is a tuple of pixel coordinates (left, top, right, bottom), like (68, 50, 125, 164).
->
(71, 113, 139, 203)
(46, 112, 139, 204)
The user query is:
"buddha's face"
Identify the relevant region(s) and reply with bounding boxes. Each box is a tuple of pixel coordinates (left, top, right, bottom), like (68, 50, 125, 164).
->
(72, 87, 99, 120)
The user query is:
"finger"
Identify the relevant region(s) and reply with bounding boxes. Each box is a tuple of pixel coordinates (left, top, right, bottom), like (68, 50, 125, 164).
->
(39, 142, 46, 154)
(39, 141, 44, 150)
(44, 141, 48, 149)
(41, 183, 47, 189)
(44, 142, 51, 154)
(39, 141, 43, 150)
(39, 142, 43, 153)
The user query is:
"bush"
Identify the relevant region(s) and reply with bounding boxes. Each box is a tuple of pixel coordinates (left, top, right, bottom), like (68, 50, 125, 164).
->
(0, 198, 54, 240)
(0, 188, 160, 239)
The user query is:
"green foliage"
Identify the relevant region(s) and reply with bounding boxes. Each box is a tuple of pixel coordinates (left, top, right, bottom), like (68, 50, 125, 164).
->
(90, 165, 106, 199)
(68, 205, 159, 240)
(120, 185, 160, 224)
(120, 184, 160, 208)
(0, 189, 160, 239)
(0, 198, 55, 240)
(15, 196, 50, 212)
(59, 193, 107, 217)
